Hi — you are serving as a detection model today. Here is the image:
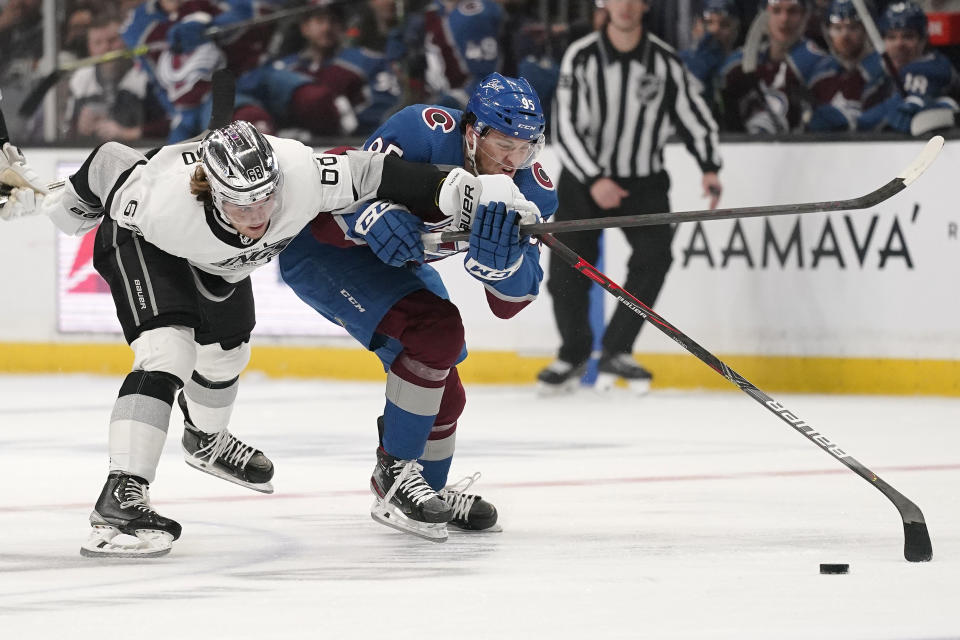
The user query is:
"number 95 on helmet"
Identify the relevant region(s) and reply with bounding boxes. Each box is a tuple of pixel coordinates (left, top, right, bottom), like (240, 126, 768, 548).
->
(466, 72, 546, 170)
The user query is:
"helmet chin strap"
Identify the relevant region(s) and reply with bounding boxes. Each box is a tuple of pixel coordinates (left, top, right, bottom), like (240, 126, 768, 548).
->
(464, 128, 481, 176)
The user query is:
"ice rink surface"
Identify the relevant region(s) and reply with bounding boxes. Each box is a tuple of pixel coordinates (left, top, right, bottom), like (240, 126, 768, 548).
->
(1, 374, 958, 639)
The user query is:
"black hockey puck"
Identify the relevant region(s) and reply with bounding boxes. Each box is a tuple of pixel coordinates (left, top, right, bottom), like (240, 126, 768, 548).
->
(819, 563, 849, 574)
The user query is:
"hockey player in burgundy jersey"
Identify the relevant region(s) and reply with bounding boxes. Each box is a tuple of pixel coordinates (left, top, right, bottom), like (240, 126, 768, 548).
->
(0, 122, 482, 557)
(719, 0, 839, 133)
(857, 1, 960, 133)
(806, 0, 891, 132)
(279, 73, 557, 542)
(399, 0, 505, 108)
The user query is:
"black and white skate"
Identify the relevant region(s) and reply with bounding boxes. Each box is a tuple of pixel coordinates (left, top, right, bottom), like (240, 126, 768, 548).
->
(80, 472, 182, 558)
(595, 353, 653, 394)
(179, 392, 274, 494)
(536, 359, 587, 395)
(440, 472, 501, 533)
(370, 447, 453, 542)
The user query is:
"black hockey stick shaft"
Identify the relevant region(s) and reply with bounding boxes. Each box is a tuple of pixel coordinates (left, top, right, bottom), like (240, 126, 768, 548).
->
(0, 100, 8, 146)
(17, 0, 328, 118)
(540, 232, 932, 562)
(206, 69, 236, 130)
(426, 137, 943, 245)
(849, 0, 906, 95)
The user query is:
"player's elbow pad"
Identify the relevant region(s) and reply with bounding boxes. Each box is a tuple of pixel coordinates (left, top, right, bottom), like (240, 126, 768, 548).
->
(47, 182, 105, 236)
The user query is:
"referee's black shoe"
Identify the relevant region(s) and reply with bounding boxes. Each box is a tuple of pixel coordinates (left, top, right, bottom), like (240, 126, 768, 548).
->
(536, 358, 587, 395)
(595, 352, 652, 394)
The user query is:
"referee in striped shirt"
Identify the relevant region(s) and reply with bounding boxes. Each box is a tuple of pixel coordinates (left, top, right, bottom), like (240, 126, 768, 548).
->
(538, 0, 723, 393)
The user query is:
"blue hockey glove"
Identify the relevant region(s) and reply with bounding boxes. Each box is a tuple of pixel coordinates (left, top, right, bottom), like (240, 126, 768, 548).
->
(167, 21, 210, 53)
(886, 95, 923, 133)
(355, 202, 425, 267)
(464, 201, 524, 281)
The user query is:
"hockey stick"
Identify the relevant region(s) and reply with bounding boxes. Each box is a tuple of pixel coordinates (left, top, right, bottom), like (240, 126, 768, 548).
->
(742, 10, 768, 74)
(424, 136, 943, 245)
(179, 68, 238, 143)
(17, 1, 329, 118)
(0, 93, 8, 146)
(540, 231, 932, 562)
(206, 69, 237, 130)
(849, 0, 905, 95)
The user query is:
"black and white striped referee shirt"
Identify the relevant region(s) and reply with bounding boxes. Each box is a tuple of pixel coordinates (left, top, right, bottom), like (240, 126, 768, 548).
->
(553, 28, 722, 183)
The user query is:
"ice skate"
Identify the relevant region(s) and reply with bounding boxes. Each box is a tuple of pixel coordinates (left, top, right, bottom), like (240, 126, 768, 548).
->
(536, 358, 587, 395)
(595, 352, 653, 394)
(370, 447, 453, 542)
(440, 472, 502, 533)
(179, 392, 274, 494)
(80, 472, 182, 558)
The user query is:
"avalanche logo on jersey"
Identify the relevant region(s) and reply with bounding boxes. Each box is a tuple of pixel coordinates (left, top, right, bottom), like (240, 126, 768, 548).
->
(422, 107, 457, 133)
(532, 162, 554, 191)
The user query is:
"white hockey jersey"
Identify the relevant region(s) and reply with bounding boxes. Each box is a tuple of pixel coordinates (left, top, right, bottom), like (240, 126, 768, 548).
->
(99, 136, 391, 282)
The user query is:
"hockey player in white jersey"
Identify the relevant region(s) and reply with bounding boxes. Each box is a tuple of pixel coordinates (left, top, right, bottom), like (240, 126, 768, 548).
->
(0, 121, 481, 557)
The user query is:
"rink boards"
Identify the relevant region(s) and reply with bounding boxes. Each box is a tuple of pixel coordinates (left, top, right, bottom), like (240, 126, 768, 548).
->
(0, 139, 958, 395)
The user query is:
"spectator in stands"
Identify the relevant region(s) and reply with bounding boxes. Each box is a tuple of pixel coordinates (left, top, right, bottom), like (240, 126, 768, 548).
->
(348, 0, 401, 50)
(340, 0, 405, 135)
(400, 0, 505, 108)
(807, 0, 890, 131)
(497, 0, 562, 126)
(803, 0, 832, 49)
(122, 0, 359, 142)
(718, 0, 837, 133)
(682, 0, 742, 116)
(61, 6, 94, 60)
(271, 4, 366, 137)
(0, 0, 43, 81)
(858, 0, 960, 133)
(65, 12, 169, 141)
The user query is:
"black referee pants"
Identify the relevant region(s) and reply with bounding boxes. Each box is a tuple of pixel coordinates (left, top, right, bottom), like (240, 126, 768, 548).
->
(546, 169, 673, 365)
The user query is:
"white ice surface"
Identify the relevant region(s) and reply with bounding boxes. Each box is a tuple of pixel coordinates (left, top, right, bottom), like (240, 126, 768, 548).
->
(1, 375, 958, 639)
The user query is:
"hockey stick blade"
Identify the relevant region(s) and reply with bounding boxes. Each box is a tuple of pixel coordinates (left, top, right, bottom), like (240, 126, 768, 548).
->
(424, 136, 943, 246)
(540, 233, 932, 562)
(904, 521, 933, 562)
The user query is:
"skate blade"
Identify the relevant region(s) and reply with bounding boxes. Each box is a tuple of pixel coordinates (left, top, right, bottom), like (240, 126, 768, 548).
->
(448, 522, 503, 534)
(536, 379, 581, 397)
(370, 500, 448, 542)
(80, 525, 174, 558)
(594, 373, 651, 395)
(184, 455, 274, 494)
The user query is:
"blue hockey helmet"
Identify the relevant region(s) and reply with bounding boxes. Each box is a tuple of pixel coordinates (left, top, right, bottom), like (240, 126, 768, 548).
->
(765, 0, 810, 8)
(467, 73, 546, 142)
(879, 1, 927, 37)
(827, 0, 862, 23)
(703, 0, 738, 17)
(465, 72, 546, 170)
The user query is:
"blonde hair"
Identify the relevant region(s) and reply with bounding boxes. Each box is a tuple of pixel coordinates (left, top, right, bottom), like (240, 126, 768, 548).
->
(190, 165, 214, 205)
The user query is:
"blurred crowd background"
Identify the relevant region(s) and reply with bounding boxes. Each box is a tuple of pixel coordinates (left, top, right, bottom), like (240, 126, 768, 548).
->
(1, 0, 958, 146)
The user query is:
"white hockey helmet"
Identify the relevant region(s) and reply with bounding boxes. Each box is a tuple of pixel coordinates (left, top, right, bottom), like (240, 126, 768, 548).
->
(199, 121, 282, 211)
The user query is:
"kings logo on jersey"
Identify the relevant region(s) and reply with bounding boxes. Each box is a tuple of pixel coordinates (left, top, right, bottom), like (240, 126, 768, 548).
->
(211, 236, 295, 271)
